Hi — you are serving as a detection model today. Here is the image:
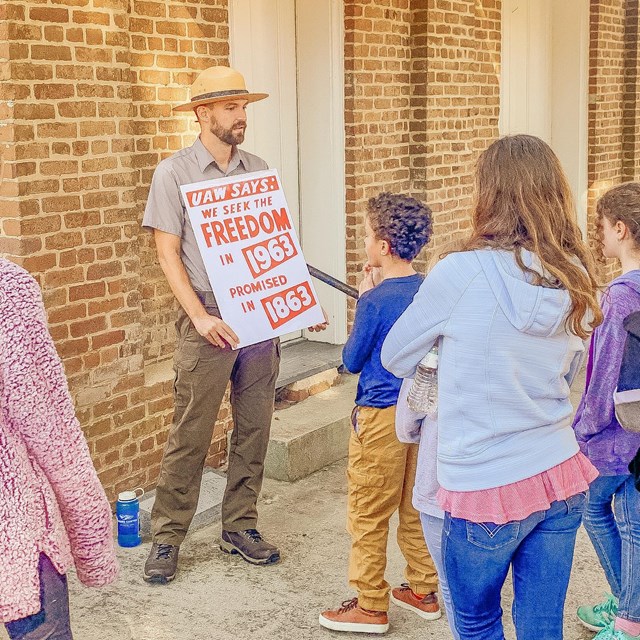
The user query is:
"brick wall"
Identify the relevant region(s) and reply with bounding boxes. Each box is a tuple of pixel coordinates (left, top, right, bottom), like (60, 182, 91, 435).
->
(343, 0, 413, 324)
(344, 0, 633, 294)
(1, 0, 637, 500)
(0, 4, 18, 245)
(0, 0, 231, 500)
(588, 0, 640, 279)
(343, 0, 501, 324)
(421, 0, 501, 262)
(622, 0, 639, 182)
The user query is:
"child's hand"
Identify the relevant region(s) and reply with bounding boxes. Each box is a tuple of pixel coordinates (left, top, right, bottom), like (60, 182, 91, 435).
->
(358, 263, 382, 295)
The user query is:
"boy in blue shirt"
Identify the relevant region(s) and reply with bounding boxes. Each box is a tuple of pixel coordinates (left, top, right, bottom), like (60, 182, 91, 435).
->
(319, 193, 439, 634)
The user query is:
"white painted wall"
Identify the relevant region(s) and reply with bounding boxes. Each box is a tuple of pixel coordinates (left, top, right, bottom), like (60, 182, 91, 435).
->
(500, 0, 589, 231)
(550, 0, 590, 231)
(229, 0, 300, 232)
(295, 0, 347, 344)
(229, 0, 346, 344)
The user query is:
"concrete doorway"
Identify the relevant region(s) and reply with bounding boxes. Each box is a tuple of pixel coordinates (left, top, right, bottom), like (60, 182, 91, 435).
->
(229, 0, 347, 346)
(499, 0, 590, 230)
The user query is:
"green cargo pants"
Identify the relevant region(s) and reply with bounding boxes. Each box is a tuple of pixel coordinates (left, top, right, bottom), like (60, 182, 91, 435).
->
(151, 296, 280, 546)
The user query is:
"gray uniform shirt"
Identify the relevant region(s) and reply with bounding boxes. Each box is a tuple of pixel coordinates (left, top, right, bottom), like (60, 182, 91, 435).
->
(142, 137, 268, 293)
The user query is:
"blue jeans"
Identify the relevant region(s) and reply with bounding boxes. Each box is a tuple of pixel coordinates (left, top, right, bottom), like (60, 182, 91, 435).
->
(5, 555, 72, 640)
(583, 474, 640, 623)
(420, 512, 460, 640)
(442, 494, 586, 640)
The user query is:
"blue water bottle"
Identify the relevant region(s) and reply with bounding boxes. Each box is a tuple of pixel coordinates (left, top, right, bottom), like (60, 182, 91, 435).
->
(116, 488, 144, 547)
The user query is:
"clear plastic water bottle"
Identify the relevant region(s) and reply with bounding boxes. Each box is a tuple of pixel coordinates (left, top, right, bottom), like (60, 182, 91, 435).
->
(407, 346, 438, 418)
(116, 488, 144, 547)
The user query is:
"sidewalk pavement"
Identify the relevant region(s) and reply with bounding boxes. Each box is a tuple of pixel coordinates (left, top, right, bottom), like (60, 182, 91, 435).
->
(3, 455, 609, 640)
(2, 370, 611, 640)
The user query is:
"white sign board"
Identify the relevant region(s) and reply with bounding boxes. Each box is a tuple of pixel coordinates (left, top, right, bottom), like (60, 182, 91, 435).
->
(180, 169, 324, 348)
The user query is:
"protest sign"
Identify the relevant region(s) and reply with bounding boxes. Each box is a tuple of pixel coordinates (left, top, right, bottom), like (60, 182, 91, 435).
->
(180, 169, 325, 348)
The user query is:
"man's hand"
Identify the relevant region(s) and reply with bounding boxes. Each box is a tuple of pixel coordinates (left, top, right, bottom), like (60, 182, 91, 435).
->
(308, 306, 329, 333)
(358, 263, 382, 296)
(192, 313, 239, 349)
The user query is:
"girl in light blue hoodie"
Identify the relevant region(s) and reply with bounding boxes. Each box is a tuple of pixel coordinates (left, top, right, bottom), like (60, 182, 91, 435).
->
(382, 135, 603, 640)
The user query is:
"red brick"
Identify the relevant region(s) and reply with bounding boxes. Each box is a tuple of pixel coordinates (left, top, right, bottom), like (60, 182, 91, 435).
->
(29, 7, 69, 22)
(30, 44, 72, 60)
(70, 316, 107, 338)
(69, 282, 106, 301)
(91, 330, 125, 349)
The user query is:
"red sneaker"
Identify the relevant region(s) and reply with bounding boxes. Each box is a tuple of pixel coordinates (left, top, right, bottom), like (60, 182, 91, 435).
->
(391, 584, 442, 620)
(319, 597, 389, 634)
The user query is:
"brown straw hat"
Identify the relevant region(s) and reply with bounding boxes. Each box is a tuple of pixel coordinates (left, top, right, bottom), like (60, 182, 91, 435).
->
(173, 66, 268, 112)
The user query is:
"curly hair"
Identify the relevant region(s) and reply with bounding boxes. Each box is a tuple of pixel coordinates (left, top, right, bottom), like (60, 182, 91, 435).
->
(366, 192, 433, 261)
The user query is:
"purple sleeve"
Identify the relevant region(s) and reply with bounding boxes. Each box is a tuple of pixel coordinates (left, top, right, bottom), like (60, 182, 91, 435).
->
(573, 283, 638, 442)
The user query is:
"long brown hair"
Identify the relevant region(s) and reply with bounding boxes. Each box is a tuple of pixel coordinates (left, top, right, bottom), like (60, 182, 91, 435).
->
(459, 135, 602, 338)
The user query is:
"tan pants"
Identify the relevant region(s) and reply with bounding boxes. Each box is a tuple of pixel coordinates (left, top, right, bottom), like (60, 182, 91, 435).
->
(151, 298, 280, 545)
(347, 405, 438, 612)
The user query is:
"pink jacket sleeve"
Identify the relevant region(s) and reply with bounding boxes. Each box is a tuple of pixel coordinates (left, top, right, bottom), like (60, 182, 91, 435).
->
(2, 272, 118, 587)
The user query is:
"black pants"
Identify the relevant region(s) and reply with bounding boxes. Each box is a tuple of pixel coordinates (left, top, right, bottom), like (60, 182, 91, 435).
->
(630, 446, 640, 492)
(5, 554, 72, 640)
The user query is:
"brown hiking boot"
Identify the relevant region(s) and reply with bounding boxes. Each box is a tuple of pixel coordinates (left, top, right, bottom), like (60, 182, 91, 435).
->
(391, 584, 441, 620)
(319, 598, 389, 634)
(220, 529, 280, 565)
(143, 543, 179, 584)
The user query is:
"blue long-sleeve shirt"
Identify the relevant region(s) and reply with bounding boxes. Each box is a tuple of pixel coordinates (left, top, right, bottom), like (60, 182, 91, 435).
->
(342, 274, 423, 408)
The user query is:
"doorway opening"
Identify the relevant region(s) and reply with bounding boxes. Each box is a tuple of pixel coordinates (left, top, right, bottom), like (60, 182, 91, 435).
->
(500, 0, 590, 230)
(230, 0, 347, 348)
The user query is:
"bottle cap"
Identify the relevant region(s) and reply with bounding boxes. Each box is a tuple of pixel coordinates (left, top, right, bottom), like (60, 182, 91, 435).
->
(423, 351, 438, 368)
(118, 488, 144, 502)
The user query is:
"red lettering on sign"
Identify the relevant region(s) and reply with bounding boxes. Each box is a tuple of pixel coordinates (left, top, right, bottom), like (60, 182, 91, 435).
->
(186, 175, 279, 207)
(242, 232, 298, 278)
(260, 281, 316, 330)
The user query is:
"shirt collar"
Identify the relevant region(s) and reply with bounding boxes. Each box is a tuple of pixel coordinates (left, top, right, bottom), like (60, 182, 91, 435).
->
(193, 137, 246, 174)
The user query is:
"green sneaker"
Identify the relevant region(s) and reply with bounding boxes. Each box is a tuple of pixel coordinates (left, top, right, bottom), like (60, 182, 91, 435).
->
(577, 594, 618, 632)
(593, 621, 636, 640)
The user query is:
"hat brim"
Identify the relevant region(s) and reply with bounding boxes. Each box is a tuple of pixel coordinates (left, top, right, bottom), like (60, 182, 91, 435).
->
(173, 92, 269, 112)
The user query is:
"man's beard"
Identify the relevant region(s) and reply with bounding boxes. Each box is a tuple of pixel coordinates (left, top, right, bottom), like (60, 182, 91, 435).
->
(211, 119, 246, 146)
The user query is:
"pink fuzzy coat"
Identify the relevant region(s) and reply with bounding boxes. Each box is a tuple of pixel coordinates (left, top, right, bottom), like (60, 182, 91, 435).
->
(0, 258, 118, 623)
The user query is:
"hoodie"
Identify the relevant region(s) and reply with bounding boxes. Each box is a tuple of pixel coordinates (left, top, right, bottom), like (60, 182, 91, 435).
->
(395, 379, 443, 518)
(573, 270, 640, 475)
(382, 249, 586, 491)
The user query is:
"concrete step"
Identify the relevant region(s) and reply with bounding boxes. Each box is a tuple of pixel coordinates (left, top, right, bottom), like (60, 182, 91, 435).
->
(138, 467, 227, 538)
(138, 375, 356, 537)
(264, 373, 356, 482)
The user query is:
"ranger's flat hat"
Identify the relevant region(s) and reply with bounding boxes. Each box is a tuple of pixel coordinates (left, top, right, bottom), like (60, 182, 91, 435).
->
(173, 66, 268, 112)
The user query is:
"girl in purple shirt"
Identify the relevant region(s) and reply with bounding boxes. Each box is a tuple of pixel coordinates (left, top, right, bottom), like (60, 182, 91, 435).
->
(573, 182, 640, 640)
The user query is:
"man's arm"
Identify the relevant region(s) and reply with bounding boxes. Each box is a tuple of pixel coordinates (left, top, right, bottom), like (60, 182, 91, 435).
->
(154, 229, 239, 348)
